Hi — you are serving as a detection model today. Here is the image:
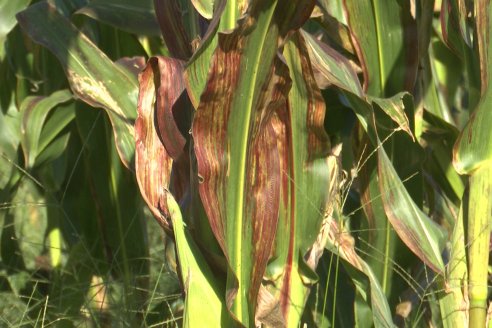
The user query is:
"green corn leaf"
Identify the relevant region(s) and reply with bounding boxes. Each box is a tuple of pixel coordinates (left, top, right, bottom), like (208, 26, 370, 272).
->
(19, 89, 73, 168)
(192, 2, 284, 323)
(266, 32, 332, 327)
(38, 102, 76, 156)
(453, 88, 492, 174)
(419, 39, 462, 124)
(323, 214, 395, 328)
(439, 0, 480, 110)
(436, 202, 468, 328)
(452, 4, 492, 325)
(191, 0, 214, 19)
(421, 110, 464, 202)
(342, 0, 418, 96)
(0, 0, 31, 59)
(347, 93, 447, 275)
(304, 12, 446, 318)
(302, 30, 364, 97)
(166, 191, 231, 327)
(453, 1, 492, 174)
(326, 8, 433, 305)
(0, 96, 21, 190)
(440, 0, 473, 58)
(453, 5, 492, 325)
(343, 92, 447, 277)
(369, 92, 415, 139)
(221, 0, 248, 30)
(377, 143, 446, 273)
(17, 1, 139, 169)
(341, 2, 447, 311)
(191, 1, 323, 325)
(356, 137, 400, 299)
(34, 132, 71, 168)
(76, 0, 160, 36)
(185, 0, 226, 108)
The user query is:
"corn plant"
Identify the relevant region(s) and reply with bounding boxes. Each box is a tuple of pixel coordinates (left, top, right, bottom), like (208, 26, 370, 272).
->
(133, 0, 491, 326)
(0, 0, 491, 326)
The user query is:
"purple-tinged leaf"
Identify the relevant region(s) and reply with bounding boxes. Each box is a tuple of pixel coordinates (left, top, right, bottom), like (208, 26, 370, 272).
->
(154, 0, 193, 60)
(115, 56, 146, 77)
(192, 2, 287, 324)
(302, 30, 363, 96)
(266, 32, 332, 327)
(378, 144, 446, 273)
(135, 57, 187, 230)
(148, 57, 188, 160)
(370, 92, 415, 140)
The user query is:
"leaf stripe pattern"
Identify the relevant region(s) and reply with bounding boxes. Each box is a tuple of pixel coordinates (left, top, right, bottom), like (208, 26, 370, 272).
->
(136, 57, 187, 230)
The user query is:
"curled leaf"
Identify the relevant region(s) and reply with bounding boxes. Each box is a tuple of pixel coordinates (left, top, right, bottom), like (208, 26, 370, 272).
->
(135, 57, 188, 230)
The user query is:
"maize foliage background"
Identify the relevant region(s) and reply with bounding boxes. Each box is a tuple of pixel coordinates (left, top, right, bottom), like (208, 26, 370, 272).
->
(0, 0, 491, 327)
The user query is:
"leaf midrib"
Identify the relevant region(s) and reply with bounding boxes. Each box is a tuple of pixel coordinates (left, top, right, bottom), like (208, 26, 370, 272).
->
(231, 2, 278, 322)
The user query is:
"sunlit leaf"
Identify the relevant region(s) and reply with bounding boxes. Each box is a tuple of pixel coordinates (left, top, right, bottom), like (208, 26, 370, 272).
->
(453, 95, 492, 174)
(370, 92, 414, 139)
(436, 203, 468, 327)
(343, 0, 418, 96)
(185, 0, 226, 108)
(378, 146, 446, 273)
(452, 1, 492, 174)
(191, 0, 213, 19)
(192, 2, 290, 325)
(166, 192, 231, 327)
(302, 30, 363, 96)
(266, 33, 332, 327)
(345, 83, 447, 276)
(0, 0, 31, 59)
(17, 1, 139, 169)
